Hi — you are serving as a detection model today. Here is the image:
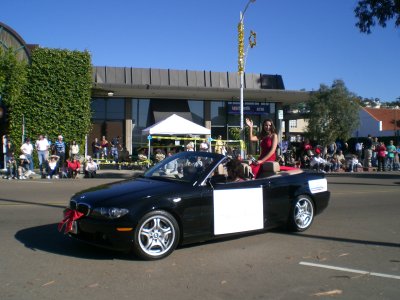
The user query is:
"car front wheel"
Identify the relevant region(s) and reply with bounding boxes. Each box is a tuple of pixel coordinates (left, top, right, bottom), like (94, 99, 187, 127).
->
(288, 195, 314, 232)
(133, 210, 180, 260)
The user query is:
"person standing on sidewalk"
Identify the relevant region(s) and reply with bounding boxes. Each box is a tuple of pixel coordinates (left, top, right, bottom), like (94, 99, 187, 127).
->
(386, 140, 396, 171)
(363, 135, 373, 168)
(375, 141, 387, 172)
(54, 135, 66, 169)
(35, 135, 49, 176)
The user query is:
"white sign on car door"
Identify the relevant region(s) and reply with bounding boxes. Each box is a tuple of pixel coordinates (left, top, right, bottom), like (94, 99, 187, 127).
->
(213, 187, 263, 235)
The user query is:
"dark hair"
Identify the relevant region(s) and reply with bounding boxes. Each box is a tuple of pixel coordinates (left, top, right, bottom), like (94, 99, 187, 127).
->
(259, 119, 276, 139)
(226, 159, 244, 181)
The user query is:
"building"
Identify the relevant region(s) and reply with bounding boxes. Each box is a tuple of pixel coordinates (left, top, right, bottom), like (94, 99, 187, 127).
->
(1, 22, 311, 155)
(354, 107, 400, 138)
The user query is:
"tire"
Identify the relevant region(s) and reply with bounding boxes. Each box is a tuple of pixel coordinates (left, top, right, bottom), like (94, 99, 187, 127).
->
(133, 210, 180, 260)
(288, 195, 314, 232)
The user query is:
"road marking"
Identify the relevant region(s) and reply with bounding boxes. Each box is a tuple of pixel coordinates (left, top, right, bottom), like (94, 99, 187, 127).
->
(299, 261, 400, 280)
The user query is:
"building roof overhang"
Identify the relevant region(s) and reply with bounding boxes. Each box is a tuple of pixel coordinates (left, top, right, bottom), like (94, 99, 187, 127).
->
(92, 82, 312, 105)
(91, 66, 312, 105)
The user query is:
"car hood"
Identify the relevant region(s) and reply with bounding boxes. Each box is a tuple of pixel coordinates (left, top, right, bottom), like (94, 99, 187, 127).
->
(71, 178, 183, 207)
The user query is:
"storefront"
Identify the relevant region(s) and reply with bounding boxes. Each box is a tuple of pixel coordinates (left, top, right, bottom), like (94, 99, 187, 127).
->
(90, 66, 311, 155)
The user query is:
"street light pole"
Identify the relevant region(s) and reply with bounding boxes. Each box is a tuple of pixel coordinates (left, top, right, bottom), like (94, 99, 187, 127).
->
(238, 0, 256, 158)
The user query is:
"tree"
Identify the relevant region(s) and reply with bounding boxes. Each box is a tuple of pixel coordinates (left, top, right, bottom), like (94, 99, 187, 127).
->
(355, 0, 400, 33)
(1, 47, 92, 156)
(305, 80, 360, 145)
(0, 48, 28, 139)
(18, 48, 93, 150)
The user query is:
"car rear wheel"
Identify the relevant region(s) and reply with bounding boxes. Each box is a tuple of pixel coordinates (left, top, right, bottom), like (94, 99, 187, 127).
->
(288, 195, 314, 232)
(133, 210, 180, 260)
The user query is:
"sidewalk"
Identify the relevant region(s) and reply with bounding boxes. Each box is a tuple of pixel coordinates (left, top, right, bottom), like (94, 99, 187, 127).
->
(0, 168, 143, 180)
(1, 167, 398, 180)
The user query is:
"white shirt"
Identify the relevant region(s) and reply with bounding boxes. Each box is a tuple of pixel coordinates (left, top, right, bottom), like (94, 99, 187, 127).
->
(71, 144, 79, 155)
(20, 143, 33, 155)
(36, 139, 49, 151)
(86, 161, 97, 172)
(310, 156, 327, 167)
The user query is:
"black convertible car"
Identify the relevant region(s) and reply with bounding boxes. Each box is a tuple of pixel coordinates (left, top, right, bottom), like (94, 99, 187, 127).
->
(59, 151, 330, 260)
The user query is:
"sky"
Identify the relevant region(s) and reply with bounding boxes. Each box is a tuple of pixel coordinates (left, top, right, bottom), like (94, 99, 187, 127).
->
(2, 0, 400, 102)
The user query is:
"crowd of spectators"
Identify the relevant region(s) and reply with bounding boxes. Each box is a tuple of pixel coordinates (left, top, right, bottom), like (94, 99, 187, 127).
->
(277, 135, 400, 173)
(3, 132, 399, 179)
(1, 134, 104, 180)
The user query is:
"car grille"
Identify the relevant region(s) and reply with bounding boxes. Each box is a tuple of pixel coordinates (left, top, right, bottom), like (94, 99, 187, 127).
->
(70, 200, 91, 216)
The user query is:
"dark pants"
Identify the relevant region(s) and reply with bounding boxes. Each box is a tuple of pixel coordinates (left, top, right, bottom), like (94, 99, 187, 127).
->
(377, 156, 386, 171)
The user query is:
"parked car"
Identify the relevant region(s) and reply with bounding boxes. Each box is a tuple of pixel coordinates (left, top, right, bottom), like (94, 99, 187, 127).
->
(59, 151, 330, 260)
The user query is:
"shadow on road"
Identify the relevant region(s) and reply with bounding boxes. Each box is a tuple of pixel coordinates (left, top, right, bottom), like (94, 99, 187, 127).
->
(15, 223, 138, 261)
(273, 231, 400, 248)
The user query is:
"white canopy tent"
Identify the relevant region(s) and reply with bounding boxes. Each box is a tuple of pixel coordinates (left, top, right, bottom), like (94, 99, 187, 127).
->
(142, 114, 211, 161)
(142, 114, 211, 135)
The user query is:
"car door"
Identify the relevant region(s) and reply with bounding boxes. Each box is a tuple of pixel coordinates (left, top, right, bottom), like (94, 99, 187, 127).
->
(263, 176, 293, 228)
(199, 179, 265, 238)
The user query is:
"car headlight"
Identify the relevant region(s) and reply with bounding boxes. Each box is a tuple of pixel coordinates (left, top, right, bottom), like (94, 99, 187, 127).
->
(93, 207, 129, 219)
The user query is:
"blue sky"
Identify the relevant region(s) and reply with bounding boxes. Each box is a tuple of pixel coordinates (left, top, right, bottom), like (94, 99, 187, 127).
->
(2, 0, 399, 101)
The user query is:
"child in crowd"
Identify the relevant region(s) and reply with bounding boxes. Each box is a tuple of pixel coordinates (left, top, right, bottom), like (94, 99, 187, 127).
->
(349, 154, 362, 172)
(84, 156, 98, 178)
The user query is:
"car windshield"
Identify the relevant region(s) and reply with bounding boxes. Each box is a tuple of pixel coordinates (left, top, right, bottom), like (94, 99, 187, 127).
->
(144, 151, 223, 185)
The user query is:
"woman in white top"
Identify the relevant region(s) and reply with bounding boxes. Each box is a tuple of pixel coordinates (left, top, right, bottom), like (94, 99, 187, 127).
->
(70, 140, 79, 158)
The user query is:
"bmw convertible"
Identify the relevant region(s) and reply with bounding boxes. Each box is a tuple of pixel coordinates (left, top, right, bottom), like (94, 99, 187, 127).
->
(59, 151, 330, 260)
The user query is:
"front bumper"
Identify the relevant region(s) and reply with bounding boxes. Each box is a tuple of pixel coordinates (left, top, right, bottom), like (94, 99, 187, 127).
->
(68, 217, 135, 252)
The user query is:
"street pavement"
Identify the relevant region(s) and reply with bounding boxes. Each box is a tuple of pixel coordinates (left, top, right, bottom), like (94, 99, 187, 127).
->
(0, 170, 399, 300)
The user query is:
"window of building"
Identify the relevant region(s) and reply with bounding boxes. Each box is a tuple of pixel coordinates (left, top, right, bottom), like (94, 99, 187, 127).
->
(211, 101, 226, 126)
(106, 98, 125, 120)
(91, 98, 106, 120)
(188, 100, 204, 124)
(289, 119, 297, 129)
(131, 99, 151, 149)
(132, 99, 150, 128)
(91, 98, 125, 120)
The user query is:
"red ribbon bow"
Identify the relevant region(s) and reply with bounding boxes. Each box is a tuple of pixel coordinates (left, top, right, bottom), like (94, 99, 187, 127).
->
(58, 208, 84, 234)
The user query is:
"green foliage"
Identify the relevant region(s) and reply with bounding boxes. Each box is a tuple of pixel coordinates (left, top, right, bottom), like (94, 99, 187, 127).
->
(305, 80, 360, 145)
(355, 0, 400, 33)
(228, 127, 241, 140)
(9, 48, 93, 152)
(0, 48, 28, 141)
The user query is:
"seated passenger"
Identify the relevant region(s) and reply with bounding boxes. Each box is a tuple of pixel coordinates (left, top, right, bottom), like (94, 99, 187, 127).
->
(164, 152, 178, 174)
(226, 159, 245, 182)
